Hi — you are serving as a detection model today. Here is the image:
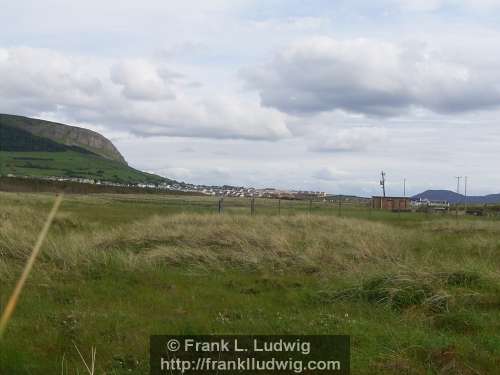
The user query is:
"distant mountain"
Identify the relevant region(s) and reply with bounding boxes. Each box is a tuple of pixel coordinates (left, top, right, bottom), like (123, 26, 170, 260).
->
(0, 113, 126, 164)
(412, 190, 500, 204)
(0, 114, 172, 185)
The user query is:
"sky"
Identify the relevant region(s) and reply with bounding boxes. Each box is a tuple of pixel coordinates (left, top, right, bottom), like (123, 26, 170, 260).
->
(1, 0, 500, 196)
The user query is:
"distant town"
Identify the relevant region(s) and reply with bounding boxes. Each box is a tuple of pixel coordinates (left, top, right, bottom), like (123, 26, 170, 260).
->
(3, 173, 334, 200)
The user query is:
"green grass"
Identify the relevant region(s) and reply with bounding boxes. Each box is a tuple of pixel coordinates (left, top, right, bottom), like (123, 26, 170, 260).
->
(0, 192, 499, 374)
(0, 151, 167, 184)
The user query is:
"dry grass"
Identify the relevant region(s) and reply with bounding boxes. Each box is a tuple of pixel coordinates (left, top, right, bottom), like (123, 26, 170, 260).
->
(51, 213, 411, 274)
(73, 342, 96, 375)
(1, 200, 499, 277)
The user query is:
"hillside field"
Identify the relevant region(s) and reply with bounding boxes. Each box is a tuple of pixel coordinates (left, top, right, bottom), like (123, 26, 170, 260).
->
(0, 192, 499, 374)
(0, 151, 166, 185)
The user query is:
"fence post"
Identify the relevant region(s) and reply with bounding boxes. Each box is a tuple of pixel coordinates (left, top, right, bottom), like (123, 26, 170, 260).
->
(251, 197, 255, 216)
(309, 199, 312, 214)
(278, 199, 281, 216)
(338, 199, 342, 217)
(218, 197, 224, 214)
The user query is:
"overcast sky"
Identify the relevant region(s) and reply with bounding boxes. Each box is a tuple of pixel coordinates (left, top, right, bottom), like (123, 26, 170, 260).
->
(1, 0, 500, 196)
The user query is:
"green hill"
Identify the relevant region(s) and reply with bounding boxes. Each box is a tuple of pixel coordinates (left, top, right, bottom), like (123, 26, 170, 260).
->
(0, 116, 170, 185)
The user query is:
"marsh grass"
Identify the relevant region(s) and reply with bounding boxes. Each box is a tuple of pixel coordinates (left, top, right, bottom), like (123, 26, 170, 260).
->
(0, 192, 499, 374)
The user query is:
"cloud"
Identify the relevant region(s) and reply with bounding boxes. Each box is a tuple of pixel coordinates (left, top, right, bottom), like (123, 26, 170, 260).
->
(117, 95, 291, 140)
(313, 167, 348, 181)
(311, 127, 388, 152)
(0, 47, 290, 141)
(110, 60, 176, 101)
(0, 47, 104, 114)
(243, 36, 500, 117)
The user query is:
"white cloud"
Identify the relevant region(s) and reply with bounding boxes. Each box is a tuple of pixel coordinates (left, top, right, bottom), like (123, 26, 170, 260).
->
(0, 47, 104, 112)
(0, 47, 290, 141)
(114, 94, 291, 140)
(110, 60, 176, 101)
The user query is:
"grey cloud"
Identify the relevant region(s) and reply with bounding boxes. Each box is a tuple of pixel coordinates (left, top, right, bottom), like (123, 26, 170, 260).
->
(243, 37, 500, 117)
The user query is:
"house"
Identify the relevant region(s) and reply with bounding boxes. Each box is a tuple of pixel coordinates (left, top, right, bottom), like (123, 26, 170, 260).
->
(372, 196, 411, 211)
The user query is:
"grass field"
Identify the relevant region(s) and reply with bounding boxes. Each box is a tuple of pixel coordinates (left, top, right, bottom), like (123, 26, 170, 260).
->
(0, 192, 499, 374)
(0, 151, 167, 184)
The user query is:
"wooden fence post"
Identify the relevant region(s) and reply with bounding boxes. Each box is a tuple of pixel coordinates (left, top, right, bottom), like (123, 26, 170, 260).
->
(251, 197, 255, 216)
(218, 197, 224, 214)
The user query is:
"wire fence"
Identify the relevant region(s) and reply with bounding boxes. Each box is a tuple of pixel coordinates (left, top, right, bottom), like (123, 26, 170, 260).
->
(107, 195, 500, 223)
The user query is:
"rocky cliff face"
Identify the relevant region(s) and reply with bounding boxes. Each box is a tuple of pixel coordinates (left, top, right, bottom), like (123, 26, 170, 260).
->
(0, 114, 127, 164)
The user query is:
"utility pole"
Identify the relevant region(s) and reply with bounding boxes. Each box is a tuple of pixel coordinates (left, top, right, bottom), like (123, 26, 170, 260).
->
(380, 171, 386, 197)
(455, 176, 461, 195)
(455, 176, 461, 219)
(403, 178, 406, 197)
(464, 176, 468, 211)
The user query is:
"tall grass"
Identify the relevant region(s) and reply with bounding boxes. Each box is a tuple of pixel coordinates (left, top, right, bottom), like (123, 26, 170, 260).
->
(0, 192, 499, 374)
(1, 193, 499, 278)
(0, 194, 63, 339)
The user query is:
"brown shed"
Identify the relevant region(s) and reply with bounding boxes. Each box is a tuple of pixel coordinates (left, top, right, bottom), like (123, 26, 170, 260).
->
(372, 196, 411, 211)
